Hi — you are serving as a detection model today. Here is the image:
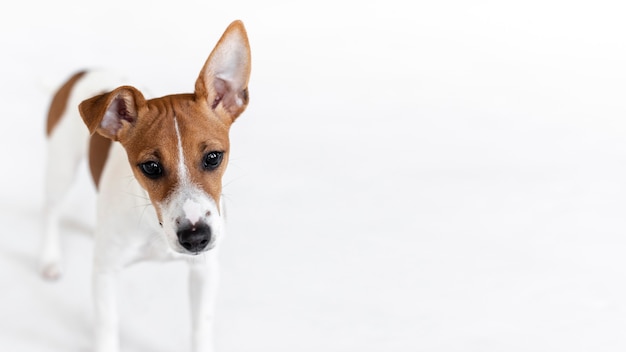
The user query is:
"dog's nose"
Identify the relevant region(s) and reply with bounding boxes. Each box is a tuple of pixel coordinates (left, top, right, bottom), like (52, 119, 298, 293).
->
(176, 223, 211, 253)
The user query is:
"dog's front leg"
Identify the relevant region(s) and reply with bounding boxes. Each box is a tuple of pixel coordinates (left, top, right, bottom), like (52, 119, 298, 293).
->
(93, 268, 120, 352)
(189, 253, 219, 352)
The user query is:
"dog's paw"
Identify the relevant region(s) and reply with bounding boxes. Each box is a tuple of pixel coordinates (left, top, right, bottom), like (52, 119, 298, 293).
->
(41, 262, 62, 281)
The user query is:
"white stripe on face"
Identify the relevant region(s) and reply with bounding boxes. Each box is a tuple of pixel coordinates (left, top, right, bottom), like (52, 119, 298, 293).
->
(174, 117, 212, 226)
(175, 117, 199, 224)
(174, 117, 189, 185)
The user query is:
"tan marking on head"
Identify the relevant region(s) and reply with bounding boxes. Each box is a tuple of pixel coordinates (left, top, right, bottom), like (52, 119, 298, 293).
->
(88, 133, 113, 189)
(46, 71, 87, 136)
(119, 95, 230, 213)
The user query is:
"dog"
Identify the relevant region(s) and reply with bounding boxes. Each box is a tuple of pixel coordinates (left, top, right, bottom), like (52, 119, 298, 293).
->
(40, 20, 251, 352)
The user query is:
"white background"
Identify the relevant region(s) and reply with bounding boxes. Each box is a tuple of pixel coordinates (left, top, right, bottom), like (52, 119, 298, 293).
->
(1, 0, 626, 351)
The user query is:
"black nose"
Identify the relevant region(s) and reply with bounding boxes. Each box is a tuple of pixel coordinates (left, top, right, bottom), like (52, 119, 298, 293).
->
(177, 223, 211, 253)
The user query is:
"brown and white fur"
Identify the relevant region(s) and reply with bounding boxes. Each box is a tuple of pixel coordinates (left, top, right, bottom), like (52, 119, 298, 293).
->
(40, 20, 251, 352)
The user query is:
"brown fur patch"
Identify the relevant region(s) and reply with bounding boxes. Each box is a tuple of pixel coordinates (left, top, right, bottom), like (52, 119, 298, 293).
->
(119, 95, 231, 215)
(89, 133, 113, 189)
(46, 71, 87, 136)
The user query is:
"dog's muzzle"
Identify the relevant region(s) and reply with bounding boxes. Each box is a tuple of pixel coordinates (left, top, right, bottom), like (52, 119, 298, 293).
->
(176, 222, 212, 253)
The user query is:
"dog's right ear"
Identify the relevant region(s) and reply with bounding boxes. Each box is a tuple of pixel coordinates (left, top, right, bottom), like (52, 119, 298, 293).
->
(79, 86, 146, 141)
(195, 20, 251, 125)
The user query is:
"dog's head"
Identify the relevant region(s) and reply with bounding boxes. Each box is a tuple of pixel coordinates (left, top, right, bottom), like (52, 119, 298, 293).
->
(78, 20, 251, 255)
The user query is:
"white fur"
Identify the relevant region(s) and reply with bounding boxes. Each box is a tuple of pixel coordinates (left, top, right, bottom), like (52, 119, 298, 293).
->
(184, 199, 204, 225)
(42, 71, 220, 352)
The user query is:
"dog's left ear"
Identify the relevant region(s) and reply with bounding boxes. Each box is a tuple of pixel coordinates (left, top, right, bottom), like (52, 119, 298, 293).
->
(195, 20, 251, 125)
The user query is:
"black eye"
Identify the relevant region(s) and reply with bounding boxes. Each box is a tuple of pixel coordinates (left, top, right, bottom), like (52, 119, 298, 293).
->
(139, 161, 163, 179)
(203, 151, 223, 170)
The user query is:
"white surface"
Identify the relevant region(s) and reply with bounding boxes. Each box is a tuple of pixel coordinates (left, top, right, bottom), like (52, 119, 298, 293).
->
(1, 0, 626, 351)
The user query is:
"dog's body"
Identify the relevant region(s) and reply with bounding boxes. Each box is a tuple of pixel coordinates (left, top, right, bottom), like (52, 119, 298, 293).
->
(40, 21, 251, 352)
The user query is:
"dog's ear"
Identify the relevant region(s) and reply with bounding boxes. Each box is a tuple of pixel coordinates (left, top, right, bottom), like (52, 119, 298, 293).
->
(79, 86, 146, 141)
(195, 20, 251, 125)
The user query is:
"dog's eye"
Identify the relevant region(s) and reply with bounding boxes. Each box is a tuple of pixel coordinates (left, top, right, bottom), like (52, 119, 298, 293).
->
(203, 151, 223, 170)
(139, 161, 163, 179)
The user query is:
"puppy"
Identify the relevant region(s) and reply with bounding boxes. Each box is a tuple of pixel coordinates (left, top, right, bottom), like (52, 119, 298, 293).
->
(41, 20, 251, 352)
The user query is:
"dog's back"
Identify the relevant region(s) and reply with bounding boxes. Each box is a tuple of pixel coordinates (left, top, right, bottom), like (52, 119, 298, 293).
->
(41, 70, 129, 279)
